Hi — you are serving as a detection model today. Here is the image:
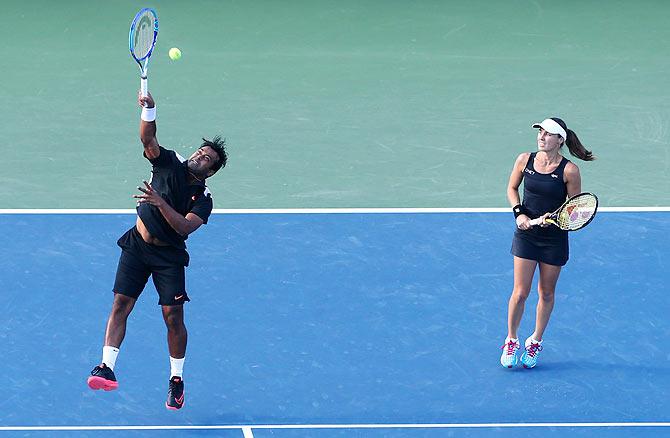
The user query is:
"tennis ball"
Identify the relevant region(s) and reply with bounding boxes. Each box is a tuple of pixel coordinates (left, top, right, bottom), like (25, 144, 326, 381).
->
(169, 47, 182, 61)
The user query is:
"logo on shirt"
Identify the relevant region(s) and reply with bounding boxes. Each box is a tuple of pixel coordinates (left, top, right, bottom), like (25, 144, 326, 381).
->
(524, 168, 535, 175)
(551, 174, 558, 178)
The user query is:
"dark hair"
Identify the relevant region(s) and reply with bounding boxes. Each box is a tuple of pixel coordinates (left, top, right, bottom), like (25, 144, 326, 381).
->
(550, 117, 595, 161)
(201, 136, 228, 173)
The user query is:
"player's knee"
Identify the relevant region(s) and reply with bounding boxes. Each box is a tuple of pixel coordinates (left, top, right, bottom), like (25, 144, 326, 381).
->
(163, 309, 185, 330)
(511, 287, 531, 302)
(537, 288, 555, 302)
(111, 294, 135, 316)
(165, 318, 185, 333)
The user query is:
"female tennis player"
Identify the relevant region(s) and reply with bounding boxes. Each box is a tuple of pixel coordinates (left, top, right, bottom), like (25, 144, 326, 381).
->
(501, 117, 594, 369)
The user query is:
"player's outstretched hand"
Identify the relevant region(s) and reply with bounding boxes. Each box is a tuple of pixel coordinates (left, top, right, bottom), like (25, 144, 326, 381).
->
(133, 180, 164, 207)
(138, 91, 155, 108)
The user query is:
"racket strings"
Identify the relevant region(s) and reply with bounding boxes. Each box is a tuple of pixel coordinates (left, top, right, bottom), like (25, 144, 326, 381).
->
(557, 196, 597, 230)
(132, 12, 156, 59)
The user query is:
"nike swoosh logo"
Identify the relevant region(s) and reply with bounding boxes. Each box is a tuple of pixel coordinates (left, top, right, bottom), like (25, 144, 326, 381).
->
(175, 295, 184, 300)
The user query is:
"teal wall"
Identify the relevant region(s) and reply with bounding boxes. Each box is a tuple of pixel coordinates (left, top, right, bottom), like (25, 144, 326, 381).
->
(2, 0, 668, 208)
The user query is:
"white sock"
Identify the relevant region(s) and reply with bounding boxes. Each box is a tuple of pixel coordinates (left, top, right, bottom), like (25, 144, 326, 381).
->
(102, 346, 119, 370)
(170, 356, 185, 379)
(505, 337, 519, 343)
(527, 336, 543, 345)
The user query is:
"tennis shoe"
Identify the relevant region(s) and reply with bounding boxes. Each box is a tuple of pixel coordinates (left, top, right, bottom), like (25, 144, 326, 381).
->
(166, 376, 185, 410)
(520, 337, 543, 369)
(87, 363, 118, 391)
(500, 337, 520, 368)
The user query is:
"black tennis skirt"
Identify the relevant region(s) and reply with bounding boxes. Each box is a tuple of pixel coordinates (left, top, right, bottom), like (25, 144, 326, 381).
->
(511, 228, 569, 266)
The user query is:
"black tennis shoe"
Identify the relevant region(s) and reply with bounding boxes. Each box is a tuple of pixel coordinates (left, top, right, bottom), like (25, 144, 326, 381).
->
(166, 376, 185, 410)
(87, 363, 118, 391)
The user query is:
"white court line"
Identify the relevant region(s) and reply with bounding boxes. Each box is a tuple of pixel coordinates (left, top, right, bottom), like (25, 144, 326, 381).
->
(242, 426, 254, 438)
(1, 422, 669, 431)
(0, 207, 669, 214)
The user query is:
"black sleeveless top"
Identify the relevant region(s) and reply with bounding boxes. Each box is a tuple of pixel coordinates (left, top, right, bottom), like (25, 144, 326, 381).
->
(520, 152, 569, 239)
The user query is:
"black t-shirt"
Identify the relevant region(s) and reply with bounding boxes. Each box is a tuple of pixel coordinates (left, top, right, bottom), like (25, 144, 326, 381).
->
(137, 146, 213, 249)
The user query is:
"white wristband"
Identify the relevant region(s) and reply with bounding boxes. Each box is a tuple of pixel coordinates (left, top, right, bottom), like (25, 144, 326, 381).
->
(141, 106, 156, 122)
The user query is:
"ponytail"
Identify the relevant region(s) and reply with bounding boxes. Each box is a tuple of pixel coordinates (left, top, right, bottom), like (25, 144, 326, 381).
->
(549, 117, 595, 161)
(565, 129, 595, 161)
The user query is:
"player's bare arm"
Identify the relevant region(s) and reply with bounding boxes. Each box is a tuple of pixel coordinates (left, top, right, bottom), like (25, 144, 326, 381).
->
(139, 92, 160, 159)
(507, 153, 531, 229)
(507, 152, 529, 207)
(564, 162, 582, 198)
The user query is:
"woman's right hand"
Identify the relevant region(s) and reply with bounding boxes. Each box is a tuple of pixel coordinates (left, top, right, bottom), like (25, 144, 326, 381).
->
(516, 215, 531, 230)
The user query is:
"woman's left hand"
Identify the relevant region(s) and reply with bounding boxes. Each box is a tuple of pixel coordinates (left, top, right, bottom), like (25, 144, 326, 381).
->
(538, 212, 551, 227)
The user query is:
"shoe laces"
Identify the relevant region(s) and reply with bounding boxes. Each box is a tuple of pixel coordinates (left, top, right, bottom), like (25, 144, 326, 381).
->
(526, 342, 543, 358)
(501, 340, 519, 355)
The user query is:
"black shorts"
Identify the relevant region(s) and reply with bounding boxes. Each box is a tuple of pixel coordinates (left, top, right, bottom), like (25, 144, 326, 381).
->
(113, 227, 190, 305)
(511, 228, 569, 266)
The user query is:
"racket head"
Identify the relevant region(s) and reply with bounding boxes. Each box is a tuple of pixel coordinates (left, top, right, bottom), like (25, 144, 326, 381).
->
(129, 8, 159, 63)
(555, 192, 598, 231)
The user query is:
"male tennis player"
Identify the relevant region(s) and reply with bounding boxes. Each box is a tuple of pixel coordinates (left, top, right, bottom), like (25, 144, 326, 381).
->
(87, 91, 227, 410)
(501, 117, 594, 369)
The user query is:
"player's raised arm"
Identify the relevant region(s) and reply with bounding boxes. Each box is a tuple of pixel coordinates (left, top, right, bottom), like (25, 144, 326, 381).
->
(139, 92, 160, 159)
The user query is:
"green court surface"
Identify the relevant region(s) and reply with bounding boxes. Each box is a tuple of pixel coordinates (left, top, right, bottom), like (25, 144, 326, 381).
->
(1, 0, 669, 209)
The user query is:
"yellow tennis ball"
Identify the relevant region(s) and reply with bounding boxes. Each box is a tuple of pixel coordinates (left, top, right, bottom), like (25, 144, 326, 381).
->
(169, 47, 182, 61)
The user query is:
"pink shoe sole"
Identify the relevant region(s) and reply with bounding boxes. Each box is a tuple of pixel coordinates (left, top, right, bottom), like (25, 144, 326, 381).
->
(87, 376, 118, 391)
(166, 393, 185, 410)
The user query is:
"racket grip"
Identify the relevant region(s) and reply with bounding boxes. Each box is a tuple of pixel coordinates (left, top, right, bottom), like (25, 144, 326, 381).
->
(140, 77, 148, 98)
(528, 217, 542, 226)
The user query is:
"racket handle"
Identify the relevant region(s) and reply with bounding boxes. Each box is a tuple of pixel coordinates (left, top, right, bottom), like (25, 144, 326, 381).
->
(528, 217, 542, 226)
(140, 77, 148, 98)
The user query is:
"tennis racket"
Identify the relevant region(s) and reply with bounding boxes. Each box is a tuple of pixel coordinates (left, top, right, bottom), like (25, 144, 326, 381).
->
(129, 8, 159, 101)
(528, 192, 598, 231)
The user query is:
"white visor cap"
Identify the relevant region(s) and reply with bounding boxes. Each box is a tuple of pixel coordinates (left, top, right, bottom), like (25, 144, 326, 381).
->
(532, 118, 567, 142)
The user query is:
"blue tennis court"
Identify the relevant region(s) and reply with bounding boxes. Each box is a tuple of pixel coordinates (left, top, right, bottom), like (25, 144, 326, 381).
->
(2, 210, 668, 437)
